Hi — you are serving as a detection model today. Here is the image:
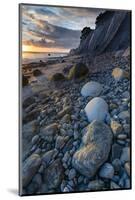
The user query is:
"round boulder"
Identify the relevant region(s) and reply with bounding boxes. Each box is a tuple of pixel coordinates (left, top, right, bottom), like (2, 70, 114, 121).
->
(68, 63, 89, 79)
(112, 68, 129, 81)
(50, 73, 65, 81)
(81, 81, 102, 97)
(84, 97, 108, 122)
(72, 120, 113, 178)
(22, 75, 29, 87)
(33, 69, 42, 76)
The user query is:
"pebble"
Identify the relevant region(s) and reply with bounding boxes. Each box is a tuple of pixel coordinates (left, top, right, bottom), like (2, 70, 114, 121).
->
(118, 111, 130, 123)
(88, 180, 104, 190)
(55, 136, 66, 150)
(112, 175, 120, 183)
(124, 162, 130, 176)
(111, 143, 123, 160)
(123, 124, 130, 134)
(117, 134, 127, 140)
(110, 181, 120, 189)
(62, 152, 70, 163)
(99, 163, 114, 179)
(78, 176, 84, 184)
(63, 187, 70, 192)
(110, 120, 122, 136)
(112, 159, 122, 173)
(124, 178, 131, 188)
(68, 180, 74, 187)
(117, 140, 126, 145)
(120, 147, 130, 164)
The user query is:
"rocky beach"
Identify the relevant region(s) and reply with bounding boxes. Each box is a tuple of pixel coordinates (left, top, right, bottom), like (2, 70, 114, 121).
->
(20, 9, 131, 195)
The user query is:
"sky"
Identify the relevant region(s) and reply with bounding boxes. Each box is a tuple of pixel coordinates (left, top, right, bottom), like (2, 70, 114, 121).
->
(21, 5, 104, 53)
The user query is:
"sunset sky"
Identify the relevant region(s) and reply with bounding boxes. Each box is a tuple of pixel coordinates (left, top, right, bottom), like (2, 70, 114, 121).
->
(21, 5, 104, 53)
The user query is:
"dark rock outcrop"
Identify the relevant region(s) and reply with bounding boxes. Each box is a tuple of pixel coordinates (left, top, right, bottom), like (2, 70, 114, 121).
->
(69, 10, 131, 56)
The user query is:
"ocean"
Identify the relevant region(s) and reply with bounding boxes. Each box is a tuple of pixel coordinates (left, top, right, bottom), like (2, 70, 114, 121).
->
(22, 52, 68, 64)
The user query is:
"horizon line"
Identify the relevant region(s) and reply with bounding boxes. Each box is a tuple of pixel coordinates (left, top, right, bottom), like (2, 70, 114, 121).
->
(22, 51, 69, 53)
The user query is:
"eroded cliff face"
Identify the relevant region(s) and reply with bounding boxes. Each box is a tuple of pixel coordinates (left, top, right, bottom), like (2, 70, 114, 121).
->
(70, 11, 131, 56)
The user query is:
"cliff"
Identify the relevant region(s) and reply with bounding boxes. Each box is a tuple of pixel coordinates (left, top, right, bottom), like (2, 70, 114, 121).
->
(69, 10, 131, 56)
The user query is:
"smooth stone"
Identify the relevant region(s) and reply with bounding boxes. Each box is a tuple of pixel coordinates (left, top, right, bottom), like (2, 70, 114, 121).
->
(123, 124, 130, 134)
(124, 162, 130, 176)
(40, 123, 59, 142)
(117, 134, 127, 140)
(23, 108, 40, 124)
(111, 143, 123, 160)
(62, 152, 70, 163)
(22, 121, 39, 161)
(61, 114, 71, 123)
(44, 159, 64, 189)
(118, 111, 130, 122)
(88, 180, 105, 190)
(57, 106, 72, 118)
(84, 97, 108, 122)
(68, 169, 76, 180)
(42, 149, 58, 167)
(78, 176, 84, 184)
(63, 187, 70, 192)
(99, 163, 114, 179)
(72, 121, 112, 178)
(22, 154, 41, 187)
(120, 147, 130, 164)
(110, 120, 122, 136)
(110, 181, 120, 189)
(112, 159, 122, 173)
(60, 180, 66, 191)
(124, 178, 131, 188)
(68, 180, 75, 187)
(31, 135, 40, 145)
(55, 135, 66, 150)
(81, 81, 102, 97)
(23, 96, 35, 109)
(32, 173, 42, 188)
(112, 175, 120, 183)
(122, 91, 130, 98)
(112, 68, 129, 81)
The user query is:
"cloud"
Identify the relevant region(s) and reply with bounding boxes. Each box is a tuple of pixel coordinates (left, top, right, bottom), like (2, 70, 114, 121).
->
(21, 5, 104, 51)
(23, 20, 81, 50)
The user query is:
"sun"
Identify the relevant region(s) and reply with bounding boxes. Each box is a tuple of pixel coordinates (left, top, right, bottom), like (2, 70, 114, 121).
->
(22, 45, 29, 52)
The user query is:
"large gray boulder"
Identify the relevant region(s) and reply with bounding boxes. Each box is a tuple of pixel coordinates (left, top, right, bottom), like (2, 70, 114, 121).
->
(81, 81, 102, 97)
(84, 97, 108, 122)
(72, 120, 112, 177)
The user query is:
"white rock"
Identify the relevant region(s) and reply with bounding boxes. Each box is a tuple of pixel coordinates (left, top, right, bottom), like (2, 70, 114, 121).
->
(84, 97, 108, 122)
(81, 81, 102, 97)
